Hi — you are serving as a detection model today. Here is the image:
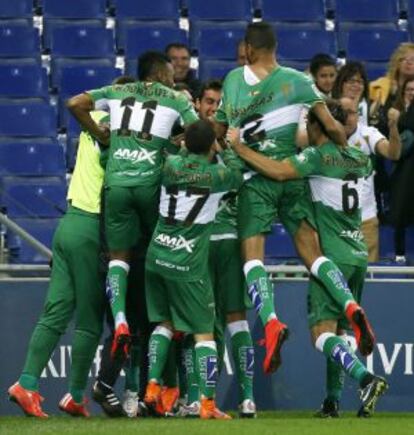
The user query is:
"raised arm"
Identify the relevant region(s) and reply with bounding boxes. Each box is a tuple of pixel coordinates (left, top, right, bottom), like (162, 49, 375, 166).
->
(67, 93, 110, 145)
(227, 128, 300, 181)
(312, 102, 347, 147)
(375, 108, 402, 161)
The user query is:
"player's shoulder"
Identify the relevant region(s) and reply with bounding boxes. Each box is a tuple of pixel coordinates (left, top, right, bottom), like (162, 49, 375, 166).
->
(223, 66, 245, 85)
(278, 66, 311, 82)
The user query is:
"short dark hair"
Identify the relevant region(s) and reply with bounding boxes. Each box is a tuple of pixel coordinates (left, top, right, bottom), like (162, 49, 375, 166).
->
(165, 42, 191, 56)
(137, 51, 170, 81)
(198, 80, 222, 100)
(185, 120, 216, 155)
(309, 53, 336, 76)
(112, 75, 136, 85)
(244, 22, 276, 51)
(308, 99, 347, 136)
(332, 61, 369, 101)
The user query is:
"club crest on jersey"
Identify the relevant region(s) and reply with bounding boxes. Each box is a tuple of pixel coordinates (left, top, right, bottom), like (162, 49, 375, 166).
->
(154, 233, 196, 253)
(113, 147, 156, 164)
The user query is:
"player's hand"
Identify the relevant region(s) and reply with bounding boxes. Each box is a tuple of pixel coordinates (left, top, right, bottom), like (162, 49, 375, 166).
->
(170, 133, 185, 148)
(226, 127, 241, 147)
(95, 125, 110, 145)
(212, 139, 223, 153)
(387, 108, 401, 125)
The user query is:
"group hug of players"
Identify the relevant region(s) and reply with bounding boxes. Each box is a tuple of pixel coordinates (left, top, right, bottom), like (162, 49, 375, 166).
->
(8, 22, 389, 420)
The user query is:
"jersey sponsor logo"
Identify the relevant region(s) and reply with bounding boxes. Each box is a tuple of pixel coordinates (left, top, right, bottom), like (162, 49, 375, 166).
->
(340, 229, 364, 241)
(113, 147, 157, 165)
(154, 233, 196, 253)
(154, 259, 190, 272)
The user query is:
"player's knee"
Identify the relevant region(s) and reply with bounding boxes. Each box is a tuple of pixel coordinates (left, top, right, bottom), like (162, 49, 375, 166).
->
(227, 319, 249, 337)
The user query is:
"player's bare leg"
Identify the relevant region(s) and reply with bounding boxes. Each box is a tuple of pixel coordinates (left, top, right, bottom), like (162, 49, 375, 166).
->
(107, 250, 132, 360)
(241, 235, 289, 374)
(294, 221, 375, 355)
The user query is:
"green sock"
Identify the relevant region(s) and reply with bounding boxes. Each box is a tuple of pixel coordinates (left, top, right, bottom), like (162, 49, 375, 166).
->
(124, 342, 140, 392)
(311, 257, 355, 311)
(183, 335, 199, 403)
(195, 341, 218, 399)
(106, 261, 129, 327)
(148, 327, 172, 383)
(244, 261, 276, 325)
(229, 323, 254, 401)
(69, 329, 100, 403)
(317, 334, 369, 385)
(326, 357, 345, 402)
(19, 323, 61, 391)
(162, 339, 178, 388)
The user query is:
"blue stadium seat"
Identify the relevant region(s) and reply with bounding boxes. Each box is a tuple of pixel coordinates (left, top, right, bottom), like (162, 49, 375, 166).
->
(0, 102, 56, 138)
(50, 26, 115, 58)
(187, 0, 252, 21)
(277, 29, 337, 61)
(261, 0, 325, 23)
(8, 218, 59, 264)
(0, 24, 40, 58)
(0, 64, 48, 99)
(50, 58, 116, 92)
(124, 26, 187, 58)
(194, 22, 247, 59)
(43, 0, 106, 19)
(43, 19, 106, 50)
(345, 29, 408, 61)
(0, 0, 32, 19)
(364, 62, 388, 80)
(0, 140, 66, 176)
(335, 0, 399, 24)
(198, 60, 235, 81)
(114, 0, 180, 20)
(265, 224, 297, 259)
(279, 60, 310, 71)
(117, 20, 181, 51)
(0, 176, 67, 218)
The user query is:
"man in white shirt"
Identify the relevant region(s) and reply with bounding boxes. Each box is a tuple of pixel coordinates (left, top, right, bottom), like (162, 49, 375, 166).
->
(340, 98, 402, 261)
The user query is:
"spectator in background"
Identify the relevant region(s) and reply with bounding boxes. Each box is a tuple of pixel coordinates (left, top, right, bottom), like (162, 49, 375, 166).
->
(370, 42, 414, 136)
(332, 61, 370, 125)
(340, 97, 401, 262)
(166, 42, 202, 97)
(309, 53, 337, 97)
(388, 77, 414, 264)
(237, 40, 247, 66)
(195, 80, 222, 119)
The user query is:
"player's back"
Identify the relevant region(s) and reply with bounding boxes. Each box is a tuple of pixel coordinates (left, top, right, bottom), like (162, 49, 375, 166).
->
(217, 65, 323, 160)
(307, 143, 372, 266)
(88, 81, 198, 187)
(146, 150, 243, 281)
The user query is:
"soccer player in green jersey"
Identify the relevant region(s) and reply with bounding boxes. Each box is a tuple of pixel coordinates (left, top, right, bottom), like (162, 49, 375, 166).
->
(67, 51, 198, 359)
(8, 111, 110, 418)
(143, 120, 243, 419)
(214, 22, 376, 376)
(227, 99, 388, 417)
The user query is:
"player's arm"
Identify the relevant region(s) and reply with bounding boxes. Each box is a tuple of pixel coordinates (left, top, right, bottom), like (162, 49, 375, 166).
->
(375, 108, 402, 161)
(210, 148, 244, 192)
(227, 128, 300, 181)
(67, 92, 110, 145)
(312, 102, 347, 147)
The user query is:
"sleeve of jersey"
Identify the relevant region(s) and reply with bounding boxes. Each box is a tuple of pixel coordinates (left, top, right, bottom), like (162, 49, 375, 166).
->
(179, 98, 199, 126)
(214, 85, 228, 125)
(288, 148, 321, 177)
(87, 86, 111, 111)
(367, 126, 386, 154)
(297, 74, 324, 107)
(210, 150, 244, 193)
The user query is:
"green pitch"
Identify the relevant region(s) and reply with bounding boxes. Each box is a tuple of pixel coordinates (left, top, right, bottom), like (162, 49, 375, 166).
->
(1, 412, 414, 435)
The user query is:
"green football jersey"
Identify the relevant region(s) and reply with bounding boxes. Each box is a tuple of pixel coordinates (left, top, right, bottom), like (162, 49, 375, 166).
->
(215, 65, 323, 160)
(88, 81, 198, 188)
(146, 149, 244, 281)
(289, 143, 372, 267)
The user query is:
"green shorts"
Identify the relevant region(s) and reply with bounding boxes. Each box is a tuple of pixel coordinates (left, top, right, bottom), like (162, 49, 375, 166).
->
(104, 184, 159, 251)
(209, 237, 251, 322)
(145, 269, 215, 334)
(307, 263, 366, 329)
(237, 174, 314, 240)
